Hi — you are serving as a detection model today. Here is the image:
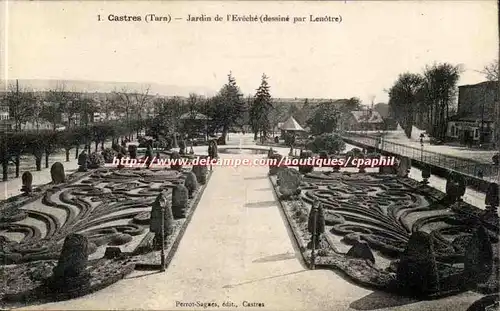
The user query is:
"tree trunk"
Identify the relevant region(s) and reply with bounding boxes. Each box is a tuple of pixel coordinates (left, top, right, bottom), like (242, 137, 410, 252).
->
(220, 127, 228, 145)
(66, 149, 70, 162)
(15, 154, 20, 178)
(101, 141, 105, 150)
(2, 160, 7, 181)
(254, 132, 258, 141)
(35, 155, 42, 171)
(75, 145, 79, 159)
(45, 151, 49, 169)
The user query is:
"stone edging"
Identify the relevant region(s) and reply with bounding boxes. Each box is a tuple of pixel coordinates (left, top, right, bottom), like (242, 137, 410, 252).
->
(267, 175, 309, 263)
(267, 172, 396, 292)
(135, 169, 214, 268)
(163, 170, 213, 268)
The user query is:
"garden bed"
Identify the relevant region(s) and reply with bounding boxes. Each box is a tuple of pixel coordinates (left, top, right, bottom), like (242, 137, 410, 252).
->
(270, 170, 499, 299)
(0, 165, 212, 307)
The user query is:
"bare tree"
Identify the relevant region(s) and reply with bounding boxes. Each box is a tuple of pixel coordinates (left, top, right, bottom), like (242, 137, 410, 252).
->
(2, 82, 35, 131)
(132, 85, 151, 137)
(481, 60, 499, 81)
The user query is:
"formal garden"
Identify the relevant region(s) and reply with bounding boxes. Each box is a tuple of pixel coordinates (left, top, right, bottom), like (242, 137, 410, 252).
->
(267, 133, 499, 306)
(0, 122, 217, 307)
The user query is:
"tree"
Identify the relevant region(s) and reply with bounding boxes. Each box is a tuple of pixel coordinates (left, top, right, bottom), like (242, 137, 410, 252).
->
(422, 63, 462, 141)
(115, 88, 136, 140)
(213, 72, 246, 144)
(249, 74, 273, 140)
(132, 85, 151, 137)
(47, 83, 79, 128)
(481, 60, 499, 147)
(481, 60, 499, 82)
(60, 129, 80, 162)
(268, 102, 288, 136)
(2, 83, 36, 131)
(39, 102, 61, 131)
(182, 93, 206, 137)
(388, 73, 425, 138)
(306, 102, 341, 135)
(43, 131, 60, 169)
(344, 97, 362, 112)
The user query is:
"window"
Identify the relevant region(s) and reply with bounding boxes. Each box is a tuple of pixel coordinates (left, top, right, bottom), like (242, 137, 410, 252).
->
(451, 125, 455, 136)
(474, 129, 479, 138)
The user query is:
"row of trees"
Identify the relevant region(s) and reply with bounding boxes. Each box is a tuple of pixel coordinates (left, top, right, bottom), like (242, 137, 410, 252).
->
(388, 63, 462, 140)
(150, 72, 273, 143)
(2, 82, 153, 138)
(0, 119, 146, 181)
(388, 60, 499, 141)
(149, 72, 364, 143)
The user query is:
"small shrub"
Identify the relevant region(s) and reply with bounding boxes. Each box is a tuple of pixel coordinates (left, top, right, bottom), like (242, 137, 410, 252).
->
(493, 153, 499, 165)
(102, 148, 116, 163)
(184, 171, 199, 198)
(50, 162, 65, 184)
(307, 133, 345, 154)
(128, 145, 138, 159)
(170, 151, 182, 171)
(21, 171, 33, 193)
(396, 231, 439, 297)
(299, 150, 314, 174)
(172, 183, 189, 218)
(88, 152, 105, 169)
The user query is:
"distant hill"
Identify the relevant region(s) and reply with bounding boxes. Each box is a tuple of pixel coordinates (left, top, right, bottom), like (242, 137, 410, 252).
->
(0, 79, 216, 97)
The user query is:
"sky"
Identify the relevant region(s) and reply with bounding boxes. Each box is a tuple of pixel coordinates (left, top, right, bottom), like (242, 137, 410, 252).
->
(1, 1, 498, 105)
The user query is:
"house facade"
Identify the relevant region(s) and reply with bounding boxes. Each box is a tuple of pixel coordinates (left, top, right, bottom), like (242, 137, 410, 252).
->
(447, 81, 498, 146)
(340, 109, 385, 131)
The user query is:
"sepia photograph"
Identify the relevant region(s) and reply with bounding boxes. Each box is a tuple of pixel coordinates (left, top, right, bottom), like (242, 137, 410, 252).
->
(0, 1, 499, 310)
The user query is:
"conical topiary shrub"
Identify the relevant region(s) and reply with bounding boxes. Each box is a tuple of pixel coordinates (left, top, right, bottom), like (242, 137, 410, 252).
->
(299, 150, 314, 174)
(396, 231, 439, 297)
(269, 153, 284, 175)
(184, 171, 199, 198)
(21, 171, 33, 194)
(307, 201, 325, 247)
(192, 162, 208, 184)
(171, 182, 189, 219)
(421, 164, 431, 184)
(150, 192, 174, 249)
(463, 226, 493, 288)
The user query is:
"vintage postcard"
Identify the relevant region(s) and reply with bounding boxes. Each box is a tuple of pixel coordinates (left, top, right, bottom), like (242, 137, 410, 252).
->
(0, 1, 498, 310)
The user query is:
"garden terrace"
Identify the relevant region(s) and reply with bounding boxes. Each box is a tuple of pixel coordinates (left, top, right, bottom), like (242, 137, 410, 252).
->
(0, 164, 211, 305)
(270, 170, 499, 299)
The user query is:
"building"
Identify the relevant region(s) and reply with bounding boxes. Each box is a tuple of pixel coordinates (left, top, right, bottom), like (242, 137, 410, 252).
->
(340, 109, 385, 131)
(447, 80, 498, 145)
(0, 106, 12, 131)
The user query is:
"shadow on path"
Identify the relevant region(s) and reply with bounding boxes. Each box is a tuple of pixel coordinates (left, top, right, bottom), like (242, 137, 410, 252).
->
(349, 291, 417, 310)
(124, 271, 164, 280)
(245, 201, 277, 208)
(222, 270, 308, 289)
(254, 187, 272, 191)
(252, 252, 297, 263)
